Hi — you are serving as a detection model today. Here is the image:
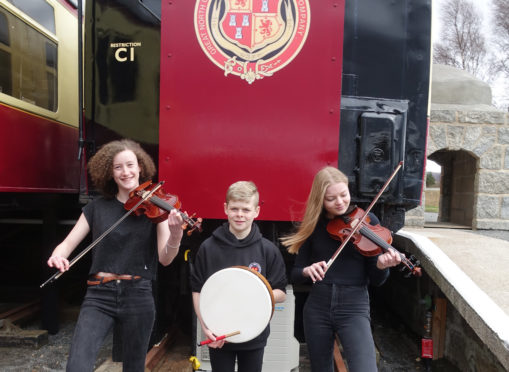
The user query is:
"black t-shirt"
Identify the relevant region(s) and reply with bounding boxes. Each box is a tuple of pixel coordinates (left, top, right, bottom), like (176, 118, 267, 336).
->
(83, 196, 158, 280)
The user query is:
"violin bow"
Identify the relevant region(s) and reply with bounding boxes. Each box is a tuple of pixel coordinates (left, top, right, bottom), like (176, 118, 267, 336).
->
(40, 182, 164, 288)
(325, 161, 404, 270)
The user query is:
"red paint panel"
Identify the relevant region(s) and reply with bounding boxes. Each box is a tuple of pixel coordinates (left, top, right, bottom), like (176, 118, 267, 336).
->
(0, 104, 80, 193)
(159, 1, 344, 221)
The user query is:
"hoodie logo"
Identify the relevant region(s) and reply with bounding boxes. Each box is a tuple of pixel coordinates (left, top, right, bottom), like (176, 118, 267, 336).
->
(248, 262, 262, 273)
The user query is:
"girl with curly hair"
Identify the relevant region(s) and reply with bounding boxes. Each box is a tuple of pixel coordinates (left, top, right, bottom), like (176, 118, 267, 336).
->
(281, 166, 401, 372)
(47, 139, 183, 371)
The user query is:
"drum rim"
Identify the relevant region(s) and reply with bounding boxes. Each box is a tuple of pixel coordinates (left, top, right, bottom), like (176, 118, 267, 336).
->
(232, 266, 275, 314)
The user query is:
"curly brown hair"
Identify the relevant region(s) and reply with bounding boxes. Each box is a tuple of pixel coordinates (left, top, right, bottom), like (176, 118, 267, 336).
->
(87, 139, 156, 198)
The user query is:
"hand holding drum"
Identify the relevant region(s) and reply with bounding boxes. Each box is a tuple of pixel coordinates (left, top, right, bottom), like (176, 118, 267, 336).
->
(198, 266, 275, 345)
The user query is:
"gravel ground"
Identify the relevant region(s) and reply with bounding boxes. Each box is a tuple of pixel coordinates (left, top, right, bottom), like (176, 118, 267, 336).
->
(0, 307, 458, 372)
(0, 320, 112, 372)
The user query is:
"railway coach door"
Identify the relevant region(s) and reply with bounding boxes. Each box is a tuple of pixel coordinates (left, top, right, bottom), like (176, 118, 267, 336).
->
(159, 0, 345, 221)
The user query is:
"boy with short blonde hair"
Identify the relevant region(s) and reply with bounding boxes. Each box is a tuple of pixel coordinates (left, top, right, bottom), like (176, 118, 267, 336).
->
(225, 180, 259, 205)
(191, 180, 287, 372)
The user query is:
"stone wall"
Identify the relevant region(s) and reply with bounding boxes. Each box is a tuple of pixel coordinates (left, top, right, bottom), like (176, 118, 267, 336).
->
(405, 107, 509, 230)
(404, 64, 509, 230)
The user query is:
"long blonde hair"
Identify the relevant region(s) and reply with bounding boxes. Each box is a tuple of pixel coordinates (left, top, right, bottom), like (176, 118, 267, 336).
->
(281, 166, 348, 254)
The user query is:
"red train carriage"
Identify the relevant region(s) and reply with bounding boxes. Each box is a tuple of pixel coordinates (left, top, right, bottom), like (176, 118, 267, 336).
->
(83, 0, 431, 229)
(0, 0, 82, 332)
(0, 0, 80, 197)
(81, 0, 432, 354)
(0, 0, 433, 363)
(160, 0, 342, 221)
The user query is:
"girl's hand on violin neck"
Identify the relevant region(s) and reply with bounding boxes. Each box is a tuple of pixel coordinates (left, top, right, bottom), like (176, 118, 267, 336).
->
(303, 261, 328, 283)
(376, 248, 402, 270)
(47, 256, 70, 273)
(167, 209, 184, 240)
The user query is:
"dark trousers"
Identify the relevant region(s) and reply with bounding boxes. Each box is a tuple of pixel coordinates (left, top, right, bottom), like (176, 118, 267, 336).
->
(303, 282, 377, 372)
(66, 279, 155, 372)
(209, 347, 265, 372)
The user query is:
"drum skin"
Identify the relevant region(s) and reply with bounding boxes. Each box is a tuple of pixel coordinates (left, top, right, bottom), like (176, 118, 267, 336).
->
(199, 266, 274, 343)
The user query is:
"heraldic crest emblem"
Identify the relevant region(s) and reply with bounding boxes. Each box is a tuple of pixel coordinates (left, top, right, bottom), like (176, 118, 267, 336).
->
(194, 0, 311, 84)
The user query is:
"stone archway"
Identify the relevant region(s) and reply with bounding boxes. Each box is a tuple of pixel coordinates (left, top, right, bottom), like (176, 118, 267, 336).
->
(404, 64, 509, 230)
(429, 150, 477, 227)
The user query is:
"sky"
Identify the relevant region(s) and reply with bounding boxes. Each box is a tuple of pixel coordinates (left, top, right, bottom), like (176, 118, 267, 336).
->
(428, 0, 506, 173)
(432, 0, 491, 42)
(427, 159, 441, 173)
(431, 0, 508, 109)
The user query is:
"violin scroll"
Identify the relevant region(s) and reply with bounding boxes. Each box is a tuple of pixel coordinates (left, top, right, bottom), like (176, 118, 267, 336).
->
(183, 213, 203, 236)
(399, 255, 421, 278)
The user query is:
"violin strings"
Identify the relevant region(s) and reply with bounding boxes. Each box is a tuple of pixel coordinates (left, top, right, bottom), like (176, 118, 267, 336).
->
(358, 226, 415, 270)
(149, 195, 198, 228)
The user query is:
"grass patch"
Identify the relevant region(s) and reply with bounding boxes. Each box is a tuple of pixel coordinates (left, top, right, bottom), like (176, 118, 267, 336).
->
(425, 206, 439, 213)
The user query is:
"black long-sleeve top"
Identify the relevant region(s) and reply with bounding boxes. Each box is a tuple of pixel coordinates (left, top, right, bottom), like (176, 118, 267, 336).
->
(290, 213, 390, 286)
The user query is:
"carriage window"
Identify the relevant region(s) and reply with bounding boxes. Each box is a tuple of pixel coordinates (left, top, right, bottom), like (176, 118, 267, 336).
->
(0, 11, 11, 95)
(0, 49, 12, 95)
(47, 71, 56, 111)
(6, 0, 55, 34)
(0, 11, 8, 45)
(0, 6, 58, 111)
(45, 41, 57, 69)
(46, 42, 57, 111)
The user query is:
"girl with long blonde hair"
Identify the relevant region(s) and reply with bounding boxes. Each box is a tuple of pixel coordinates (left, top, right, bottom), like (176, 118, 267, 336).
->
(281, 166, 348, 254)
(281, 166, 401, 372)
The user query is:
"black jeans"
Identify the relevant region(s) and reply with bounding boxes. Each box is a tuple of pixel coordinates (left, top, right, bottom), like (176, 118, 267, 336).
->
(303, 282, 377, 372)
(66, 278, 155, 372)
(209, 347, 265, 372)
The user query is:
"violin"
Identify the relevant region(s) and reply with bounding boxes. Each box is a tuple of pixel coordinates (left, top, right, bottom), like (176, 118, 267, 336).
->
(326, 206, 421, 277)
(125, 180, 202, 235)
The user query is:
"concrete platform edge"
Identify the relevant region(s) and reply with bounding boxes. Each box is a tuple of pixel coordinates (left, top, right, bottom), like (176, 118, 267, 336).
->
(397, 229, 509, 370)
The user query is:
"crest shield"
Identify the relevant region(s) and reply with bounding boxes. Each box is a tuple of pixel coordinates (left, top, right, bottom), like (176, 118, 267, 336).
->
(220, 0, 284, 50)
(195, 0, 311, 84)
